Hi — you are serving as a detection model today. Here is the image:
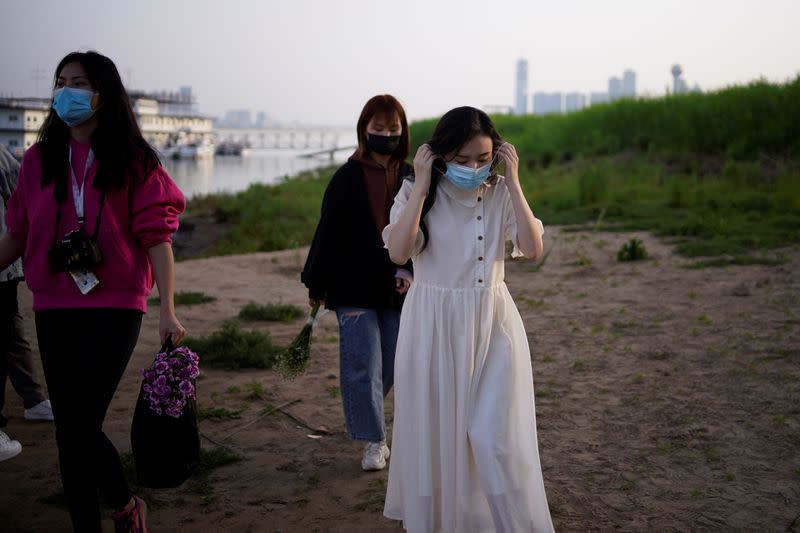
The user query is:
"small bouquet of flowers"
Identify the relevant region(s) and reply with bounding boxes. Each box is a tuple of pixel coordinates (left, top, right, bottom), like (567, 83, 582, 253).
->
(132, 340, 201, 488)
(277, 302, 321, 379)
(140, 344, 200, 418)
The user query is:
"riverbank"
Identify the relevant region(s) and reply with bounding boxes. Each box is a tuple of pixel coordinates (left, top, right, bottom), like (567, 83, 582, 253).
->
(174, 153, 799, 263)
(2, 229, 798, 531)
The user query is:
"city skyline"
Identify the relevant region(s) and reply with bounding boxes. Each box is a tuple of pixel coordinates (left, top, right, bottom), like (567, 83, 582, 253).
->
(517, 64, 640, 116)
(1, 0, 799, 125)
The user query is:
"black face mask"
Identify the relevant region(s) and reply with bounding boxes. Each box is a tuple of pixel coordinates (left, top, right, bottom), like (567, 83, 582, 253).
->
(366, 133, 401, 155)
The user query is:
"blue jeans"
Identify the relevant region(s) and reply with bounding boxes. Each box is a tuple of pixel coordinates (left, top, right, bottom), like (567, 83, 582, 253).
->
(336, 307, 400, 442)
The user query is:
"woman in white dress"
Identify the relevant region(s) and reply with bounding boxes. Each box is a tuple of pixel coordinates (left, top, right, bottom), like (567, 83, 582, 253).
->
(383, 107, 554, 533)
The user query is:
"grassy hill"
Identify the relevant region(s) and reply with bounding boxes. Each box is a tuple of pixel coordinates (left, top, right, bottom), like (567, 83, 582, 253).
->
(185, 77, 800, 260)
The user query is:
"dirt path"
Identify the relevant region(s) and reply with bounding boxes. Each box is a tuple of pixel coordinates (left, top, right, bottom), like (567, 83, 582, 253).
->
(1, 229, 798, 532)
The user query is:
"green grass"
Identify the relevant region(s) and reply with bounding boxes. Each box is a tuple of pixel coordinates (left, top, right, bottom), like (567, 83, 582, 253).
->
(238, 302, 305, 322)
(183, 78, 800, 259)
(187, 167, 336, 256)
(773, 415, 787, 428)
(197, 406, 244, 421)
(245, 381, 265, 400)
(186, 447, 242, 501)
(189, 151, 800, 259)
(574, 249, 593, 266)
(148, 291, 216, 306)
(410, 76, 800, 162)
(617, 238, 648, 262)
(184, 322, 283, 370)
(113, 448, 240, 505)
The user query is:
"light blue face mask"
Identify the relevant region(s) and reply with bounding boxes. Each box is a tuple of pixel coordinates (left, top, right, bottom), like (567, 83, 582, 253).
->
(443, 148, 501, 190)
(52, 87, 97, 127)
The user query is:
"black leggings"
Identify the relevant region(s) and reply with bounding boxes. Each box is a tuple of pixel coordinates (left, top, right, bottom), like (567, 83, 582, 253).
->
(36, 308, 143, 533)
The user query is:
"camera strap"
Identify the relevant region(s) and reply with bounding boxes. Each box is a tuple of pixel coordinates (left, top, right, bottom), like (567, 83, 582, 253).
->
(51, 147, 106, 251)
(69, 145, 94, 225)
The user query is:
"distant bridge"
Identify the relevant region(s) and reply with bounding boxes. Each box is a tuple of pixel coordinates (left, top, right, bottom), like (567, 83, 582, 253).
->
(213, 127, 355, 150)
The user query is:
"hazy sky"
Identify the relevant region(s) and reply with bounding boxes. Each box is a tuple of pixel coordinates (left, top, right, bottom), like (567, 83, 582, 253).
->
(2, 0, 798, 125)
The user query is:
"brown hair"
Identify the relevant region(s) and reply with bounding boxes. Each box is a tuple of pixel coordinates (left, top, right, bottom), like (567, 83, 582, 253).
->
(355, 94, 410, 162)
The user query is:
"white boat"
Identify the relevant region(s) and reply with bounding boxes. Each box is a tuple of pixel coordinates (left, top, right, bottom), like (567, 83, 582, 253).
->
(177, 138, 215, 159)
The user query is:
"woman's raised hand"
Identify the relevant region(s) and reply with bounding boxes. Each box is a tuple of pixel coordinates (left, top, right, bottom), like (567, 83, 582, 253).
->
(412, 144, 436, 192)
(496, 142, 520, 183)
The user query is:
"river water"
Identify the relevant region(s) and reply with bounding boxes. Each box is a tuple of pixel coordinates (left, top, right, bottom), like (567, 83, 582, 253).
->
(163, 147, 354, 199)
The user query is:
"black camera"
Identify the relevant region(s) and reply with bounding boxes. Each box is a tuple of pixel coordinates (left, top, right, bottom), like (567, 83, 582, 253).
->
(49, 228, 103, 273)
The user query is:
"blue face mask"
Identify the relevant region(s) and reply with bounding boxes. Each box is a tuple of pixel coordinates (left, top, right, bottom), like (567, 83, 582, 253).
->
(52, 87, 98, 127)
(444, 158, 495, 190)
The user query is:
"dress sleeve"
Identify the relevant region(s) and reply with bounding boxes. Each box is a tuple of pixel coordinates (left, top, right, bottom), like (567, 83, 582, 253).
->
(382, 178, 424, 258)
(130, 166, 186, 249)
(502, 179, 544, 259)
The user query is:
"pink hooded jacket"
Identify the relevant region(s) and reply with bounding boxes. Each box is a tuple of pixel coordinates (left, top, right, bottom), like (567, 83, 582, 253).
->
(5, 141, 185, 312)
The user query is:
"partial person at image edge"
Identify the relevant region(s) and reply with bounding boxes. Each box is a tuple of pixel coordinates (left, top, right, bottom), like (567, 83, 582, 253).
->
(0, 143, 54, 441)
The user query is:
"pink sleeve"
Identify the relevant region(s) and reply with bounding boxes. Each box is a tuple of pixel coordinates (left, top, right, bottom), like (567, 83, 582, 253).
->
(5, 150, 34, 243)
(130, 166, 185, 249)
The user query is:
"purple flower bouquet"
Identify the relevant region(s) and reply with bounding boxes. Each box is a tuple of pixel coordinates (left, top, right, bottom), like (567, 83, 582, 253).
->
(140, 345, 200, 418)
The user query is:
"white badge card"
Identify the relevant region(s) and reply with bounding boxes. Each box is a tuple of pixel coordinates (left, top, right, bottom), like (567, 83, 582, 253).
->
(69, 269, 100, 295)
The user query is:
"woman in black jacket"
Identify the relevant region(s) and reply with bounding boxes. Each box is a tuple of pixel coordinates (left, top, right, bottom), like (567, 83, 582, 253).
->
(302, 94, 411, 471)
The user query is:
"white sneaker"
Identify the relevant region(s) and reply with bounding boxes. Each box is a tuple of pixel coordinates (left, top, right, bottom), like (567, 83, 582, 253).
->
(361, 440, 390, 471)
(0, 430, 22, 462)
(24, 400, 54, 421)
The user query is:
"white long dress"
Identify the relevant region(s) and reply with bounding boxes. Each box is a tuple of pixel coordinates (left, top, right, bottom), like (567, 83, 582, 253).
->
(382, 176, 554, 533)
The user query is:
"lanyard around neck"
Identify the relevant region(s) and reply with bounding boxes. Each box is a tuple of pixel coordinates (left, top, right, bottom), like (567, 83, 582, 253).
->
(69, 145, 95, 225)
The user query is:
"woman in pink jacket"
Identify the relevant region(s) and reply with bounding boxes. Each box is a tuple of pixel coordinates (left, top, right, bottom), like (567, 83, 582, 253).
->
(0, 51, 186, 533)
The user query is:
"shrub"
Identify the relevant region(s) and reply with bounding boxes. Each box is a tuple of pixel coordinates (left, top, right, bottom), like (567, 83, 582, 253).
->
(617, 238, 648, 262)
(184, 322, 282, 370)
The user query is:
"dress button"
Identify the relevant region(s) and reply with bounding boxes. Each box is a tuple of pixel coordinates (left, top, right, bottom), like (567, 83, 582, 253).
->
(477, 215, 482, 220)
(478, 278, 483, 283)
(478, 256, 483, 261)
(478, 236, 483, 240)
(477, 197, 482, 202)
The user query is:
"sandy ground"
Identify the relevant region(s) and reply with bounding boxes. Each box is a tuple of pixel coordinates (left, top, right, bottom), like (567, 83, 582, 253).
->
(1, 227, 798, 532)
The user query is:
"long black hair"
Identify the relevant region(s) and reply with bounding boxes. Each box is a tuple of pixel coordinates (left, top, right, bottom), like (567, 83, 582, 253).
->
(37, 51, 160, 203)
(418, 106, 504, 251)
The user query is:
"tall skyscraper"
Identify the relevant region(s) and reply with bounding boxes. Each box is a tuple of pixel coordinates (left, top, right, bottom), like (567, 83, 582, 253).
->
(608, 77, 623, 101)
(514, 59, 528, 115)
(622, 70, 636, 97)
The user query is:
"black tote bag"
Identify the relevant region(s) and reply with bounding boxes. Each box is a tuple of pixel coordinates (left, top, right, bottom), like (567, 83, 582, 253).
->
(130, 340, 200, 488)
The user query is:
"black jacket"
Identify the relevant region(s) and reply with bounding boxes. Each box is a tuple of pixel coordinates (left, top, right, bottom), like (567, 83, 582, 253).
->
(301, 159, 412, 310)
